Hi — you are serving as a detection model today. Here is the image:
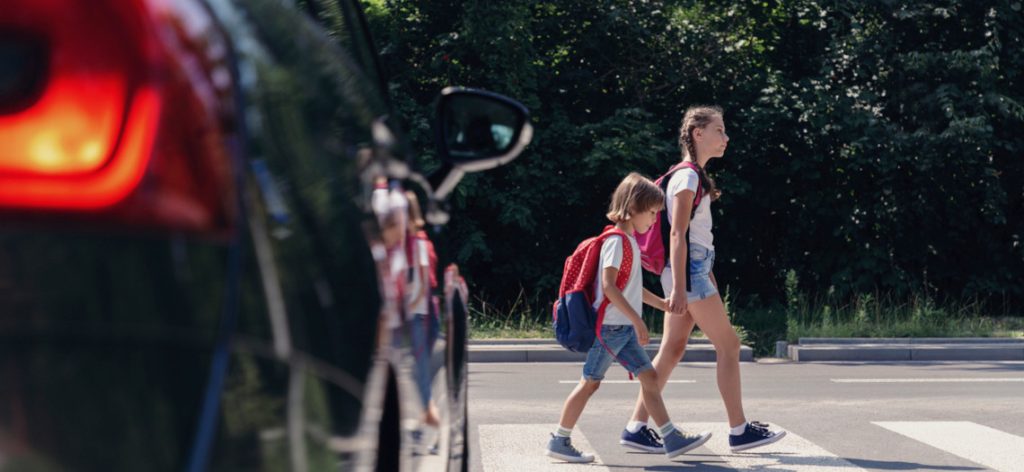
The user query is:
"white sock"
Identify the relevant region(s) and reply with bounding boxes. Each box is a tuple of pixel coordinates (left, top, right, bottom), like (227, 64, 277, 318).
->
(730, 422, 747, 436)
(657, 422, 676, 436)
(626, 421, 645, 434)
(555, 426, 572, 438)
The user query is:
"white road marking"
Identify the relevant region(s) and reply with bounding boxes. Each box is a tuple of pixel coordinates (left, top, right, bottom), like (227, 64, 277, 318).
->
(558, 380, 696, 384)
(874, 421, 1024, 472)
(681, 422, 869, 471)
(832, 378, 1024, 383)
(479, 424, 609, 471)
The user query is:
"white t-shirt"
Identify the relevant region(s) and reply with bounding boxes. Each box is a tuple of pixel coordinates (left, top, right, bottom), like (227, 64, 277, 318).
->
(592, 234, 642, 326)
(386, 246, 407, 329)
(666, 167, 714, 251)
(404, 238, 431, 316)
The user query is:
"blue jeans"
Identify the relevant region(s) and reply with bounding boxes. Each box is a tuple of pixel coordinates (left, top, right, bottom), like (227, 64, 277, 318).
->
(410, 313, 440, 407)
(660, 244, 718, 303)
(582, 325, 654, 381)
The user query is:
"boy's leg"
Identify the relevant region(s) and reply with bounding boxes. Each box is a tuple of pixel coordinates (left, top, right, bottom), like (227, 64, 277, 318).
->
(619, 331, 712, 458)
(630, 268, 696, 424)
(556, 378, 601, 431)
(547, 333, 619, 463)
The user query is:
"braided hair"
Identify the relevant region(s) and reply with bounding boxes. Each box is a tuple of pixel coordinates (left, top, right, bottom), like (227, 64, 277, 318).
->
(678, 106, 723, 201)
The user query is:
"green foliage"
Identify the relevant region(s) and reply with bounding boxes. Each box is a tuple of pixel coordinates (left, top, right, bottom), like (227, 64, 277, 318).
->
(360, 0, 1024, 317)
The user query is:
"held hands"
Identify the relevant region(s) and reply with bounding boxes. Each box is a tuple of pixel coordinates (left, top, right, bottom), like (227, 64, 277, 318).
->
(667, 284, 688, 315)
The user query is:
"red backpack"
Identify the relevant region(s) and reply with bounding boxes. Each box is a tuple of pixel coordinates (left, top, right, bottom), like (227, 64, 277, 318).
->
(552, 226, 632, 355)
(634, 161, 704, 288)
(405, 230, 438, 289)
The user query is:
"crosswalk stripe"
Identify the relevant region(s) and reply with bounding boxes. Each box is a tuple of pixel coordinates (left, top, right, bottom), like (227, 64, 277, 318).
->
(681, 422, 869, 471)
(832, 378, 1024, 383)
(558, 379, 695, 384)
(874, 421, 1024, 472)
(478, 424, 609, 471)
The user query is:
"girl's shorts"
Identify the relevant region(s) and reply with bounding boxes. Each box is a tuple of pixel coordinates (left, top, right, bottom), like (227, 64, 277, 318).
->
(660, 244, 718, 304)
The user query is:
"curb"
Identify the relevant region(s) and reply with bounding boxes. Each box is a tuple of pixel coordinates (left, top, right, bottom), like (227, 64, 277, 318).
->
(468, 339, 752, 363)
(787, 338, 1024, 362)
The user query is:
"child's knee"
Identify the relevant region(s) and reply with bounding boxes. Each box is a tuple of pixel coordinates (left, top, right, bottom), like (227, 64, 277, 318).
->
(581, 379, 601, 393)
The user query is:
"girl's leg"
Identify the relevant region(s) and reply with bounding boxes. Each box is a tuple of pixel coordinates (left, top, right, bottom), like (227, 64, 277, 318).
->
(558, 379, 601, 429)
(687, 293, 746, 427)
(629, 311, 696, 423)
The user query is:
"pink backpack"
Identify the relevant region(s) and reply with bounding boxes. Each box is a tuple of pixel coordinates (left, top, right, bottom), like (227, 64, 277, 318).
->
(635, 161, 704, 276)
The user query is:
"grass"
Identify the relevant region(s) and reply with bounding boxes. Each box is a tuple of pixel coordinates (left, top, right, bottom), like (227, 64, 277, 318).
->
(467, 283, 1023, 358)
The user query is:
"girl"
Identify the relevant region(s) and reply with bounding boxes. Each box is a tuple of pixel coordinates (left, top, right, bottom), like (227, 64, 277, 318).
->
(619, 106, 787, 453)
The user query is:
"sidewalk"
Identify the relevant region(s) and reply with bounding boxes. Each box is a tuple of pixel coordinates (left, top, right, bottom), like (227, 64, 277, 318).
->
(468, 337, 1024, 362)
(786, 337, 1024, 361)
(468, 338, 754, 363)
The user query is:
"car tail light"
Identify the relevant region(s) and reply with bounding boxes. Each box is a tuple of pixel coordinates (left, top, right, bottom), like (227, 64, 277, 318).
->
(0, 0, 237, 237)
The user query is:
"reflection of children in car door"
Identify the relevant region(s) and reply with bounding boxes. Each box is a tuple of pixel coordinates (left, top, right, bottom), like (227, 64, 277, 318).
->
(371, 177, 408, 343)
(404, 191, 441, 430)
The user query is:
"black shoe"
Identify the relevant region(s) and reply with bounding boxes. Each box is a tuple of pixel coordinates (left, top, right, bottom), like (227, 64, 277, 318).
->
(728, 421, 786, 452)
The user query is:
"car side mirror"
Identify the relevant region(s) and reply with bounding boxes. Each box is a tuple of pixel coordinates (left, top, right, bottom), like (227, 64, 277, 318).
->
(429, 87, 532, 199)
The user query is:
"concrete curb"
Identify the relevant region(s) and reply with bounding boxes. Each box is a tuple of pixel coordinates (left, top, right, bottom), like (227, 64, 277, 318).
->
(468, 339, 752, 363)
(787, 338, 1024, 362)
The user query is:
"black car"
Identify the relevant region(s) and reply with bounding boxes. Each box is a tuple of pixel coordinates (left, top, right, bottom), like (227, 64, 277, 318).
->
(0, 0, 530, 470)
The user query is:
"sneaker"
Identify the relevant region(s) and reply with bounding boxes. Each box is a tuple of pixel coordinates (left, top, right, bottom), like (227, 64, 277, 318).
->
(729, 421, 787, 452)
(619, 426, 663, 453)
(545, 434, 595, 463)
(663, 429, 712, 458)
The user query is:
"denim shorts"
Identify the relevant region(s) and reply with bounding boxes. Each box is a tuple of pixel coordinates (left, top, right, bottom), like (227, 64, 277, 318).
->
(660, 244, 718, 303)
(581, 325, 654, 381)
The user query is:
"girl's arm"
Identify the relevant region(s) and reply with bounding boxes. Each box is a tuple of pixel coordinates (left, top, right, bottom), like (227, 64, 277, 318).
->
(667, 189, 695, 314)
(409, 265, 428, 311)
(601, 266, 649, 346)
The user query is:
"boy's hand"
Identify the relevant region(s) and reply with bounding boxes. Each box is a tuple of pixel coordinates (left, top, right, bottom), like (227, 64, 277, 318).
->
(633, 322, 650, 346)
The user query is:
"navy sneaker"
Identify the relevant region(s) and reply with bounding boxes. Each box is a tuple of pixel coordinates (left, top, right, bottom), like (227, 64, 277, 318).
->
(619, 426, 663, 453)
(663, 429, 712, 458)
(728, 421, 786, 452)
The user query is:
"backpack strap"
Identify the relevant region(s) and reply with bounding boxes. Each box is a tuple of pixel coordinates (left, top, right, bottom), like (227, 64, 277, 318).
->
(593, 226, 635, 379)
(405, 235, 416, 283)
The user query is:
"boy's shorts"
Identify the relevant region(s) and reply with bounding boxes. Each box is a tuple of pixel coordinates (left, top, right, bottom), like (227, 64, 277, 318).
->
(582, 325, 654, 381)
(660, 244, 718, 303)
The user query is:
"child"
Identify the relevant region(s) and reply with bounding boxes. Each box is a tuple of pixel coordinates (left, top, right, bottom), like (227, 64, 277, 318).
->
(623, 106, 786, 453)
(546, 173, 712, 463)
(404, 191, 442, 430)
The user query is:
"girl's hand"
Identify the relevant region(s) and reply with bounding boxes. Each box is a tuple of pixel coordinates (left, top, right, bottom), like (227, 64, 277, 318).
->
(633, 322, 650, 346)
(667, 287, 688, 315)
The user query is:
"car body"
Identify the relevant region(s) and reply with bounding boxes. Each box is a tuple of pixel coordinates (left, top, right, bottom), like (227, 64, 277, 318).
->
(0, 0, 529, 470)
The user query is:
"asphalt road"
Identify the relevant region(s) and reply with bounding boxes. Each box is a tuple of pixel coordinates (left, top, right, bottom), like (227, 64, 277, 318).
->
(467, 360, 1024, 472)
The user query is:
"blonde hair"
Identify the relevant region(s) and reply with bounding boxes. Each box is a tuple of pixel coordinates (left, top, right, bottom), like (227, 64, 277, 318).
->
(606, 172, 665, 223)
(405, 190, 425, 231)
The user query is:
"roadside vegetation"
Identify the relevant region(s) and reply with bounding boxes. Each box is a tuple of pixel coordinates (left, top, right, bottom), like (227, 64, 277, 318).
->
(468, 280, 1024, 357)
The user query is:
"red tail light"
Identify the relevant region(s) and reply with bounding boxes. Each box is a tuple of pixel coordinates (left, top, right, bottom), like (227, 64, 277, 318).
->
(0, 0, 236, 236)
